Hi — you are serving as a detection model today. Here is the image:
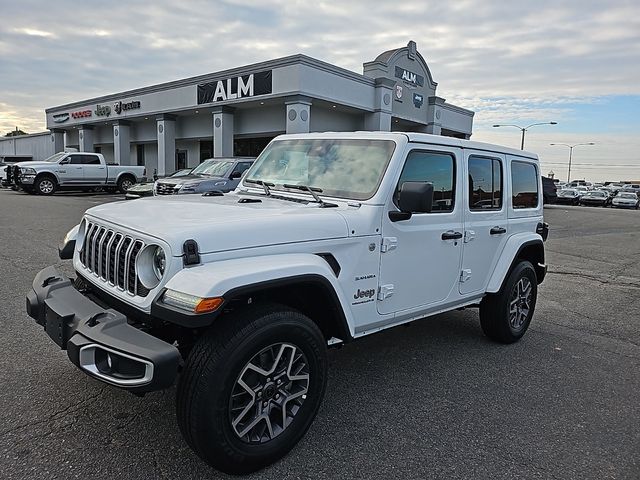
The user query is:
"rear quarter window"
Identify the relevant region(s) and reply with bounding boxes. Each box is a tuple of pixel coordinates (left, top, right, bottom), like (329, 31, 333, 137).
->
(511, 161, 539, 209)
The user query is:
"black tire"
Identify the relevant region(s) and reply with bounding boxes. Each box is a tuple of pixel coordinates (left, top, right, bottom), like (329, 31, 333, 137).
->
(34, 175, 57, 195)
(479, 261, 538, 344)
(117, 175, 135, 193)
(176, 304, 328, 474)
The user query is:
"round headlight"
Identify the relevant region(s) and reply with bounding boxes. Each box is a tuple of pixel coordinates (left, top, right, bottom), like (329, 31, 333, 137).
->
(153, 247, 166, 279)
(136, 245, 167, 290)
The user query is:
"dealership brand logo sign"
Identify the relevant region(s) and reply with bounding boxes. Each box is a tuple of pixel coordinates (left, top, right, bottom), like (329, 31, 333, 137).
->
(52, 113, 70, 123)
(394, 66, 424, 88)
(114, 100, 141, 114)
(71, 109, 92, 119)
(198, 70, 272, 104)
(95, 104, 112, 117)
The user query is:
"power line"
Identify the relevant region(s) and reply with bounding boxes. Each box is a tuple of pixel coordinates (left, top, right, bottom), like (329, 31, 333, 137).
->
(540, 162, 639, 166)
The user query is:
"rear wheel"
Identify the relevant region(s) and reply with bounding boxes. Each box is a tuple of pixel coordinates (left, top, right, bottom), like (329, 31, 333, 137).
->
(480, 261, 538, 343)
(35, 176, 56, 195)
(117, 175, 135, 193)
(176, 304, 328, 474)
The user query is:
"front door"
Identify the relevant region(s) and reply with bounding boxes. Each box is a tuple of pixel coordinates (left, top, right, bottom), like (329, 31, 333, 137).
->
(176, 150, 187, 171)
(56, 155, 83, 184)
(459, 151, 509, 295)
(378, 146, 464, 315)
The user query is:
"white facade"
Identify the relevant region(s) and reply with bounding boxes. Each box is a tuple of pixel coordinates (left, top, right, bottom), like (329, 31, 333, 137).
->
(2, 42, 474, 175)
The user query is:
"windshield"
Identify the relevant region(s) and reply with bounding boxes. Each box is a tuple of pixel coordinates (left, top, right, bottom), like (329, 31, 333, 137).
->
(560, 190, 576, 195)
(244, 139, 396, 200)
(191, 160, 233, 177)
(620, 193, 637, 199)
(44, 152, 67, 163)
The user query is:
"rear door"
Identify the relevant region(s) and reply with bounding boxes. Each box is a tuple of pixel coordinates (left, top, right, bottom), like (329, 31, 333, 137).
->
(377, 145, 464, 315)
(80, 154, 106, 183)
(459, 151, 508, 295)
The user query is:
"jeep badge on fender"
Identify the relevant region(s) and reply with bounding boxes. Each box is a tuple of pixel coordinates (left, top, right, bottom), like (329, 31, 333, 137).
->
(26, 132, 546, 474)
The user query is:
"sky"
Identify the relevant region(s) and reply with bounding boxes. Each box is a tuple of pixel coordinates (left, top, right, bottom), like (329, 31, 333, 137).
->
(1, 0, 639, 181)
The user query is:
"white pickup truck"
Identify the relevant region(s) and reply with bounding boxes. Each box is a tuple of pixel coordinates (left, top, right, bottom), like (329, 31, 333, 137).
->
(9, 151, 145, 195)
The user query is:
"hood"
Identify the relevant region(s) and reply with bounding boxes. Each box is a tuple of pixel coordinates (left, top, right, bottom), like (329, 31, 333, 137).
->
(12, 161, 52, 169)
(85, 192, 350, 255)
(156, 174, 225, 187)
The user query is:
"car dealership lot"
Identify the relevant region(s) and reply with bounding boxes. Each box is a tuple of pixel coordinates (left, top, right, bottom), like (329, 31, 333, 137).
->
(0, 191, 638, 479)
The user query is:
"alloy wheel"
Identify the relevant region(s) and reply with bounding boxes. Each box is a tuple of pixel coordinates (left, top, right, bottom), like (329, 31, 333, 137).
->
(509, 278, 532, 330)
(229, 343, 310, 444)
(39, 179, 54, 194)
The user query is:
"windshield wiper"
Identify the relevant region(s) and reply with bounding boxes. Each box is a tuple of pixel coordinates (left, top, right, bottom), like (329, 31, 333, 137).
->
(283, 184, 336, 207)
(244, 178, 274, 196)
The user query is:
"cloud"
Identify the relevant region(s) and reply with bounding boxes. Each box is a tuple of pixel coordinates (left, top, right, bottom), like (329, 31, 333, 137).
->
(0, 0, 638, 181)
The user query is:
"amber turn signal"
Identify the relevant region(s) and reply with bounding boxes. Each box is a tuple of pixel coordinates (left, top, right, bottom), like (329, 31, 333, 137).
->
(194, 297, 224, 314)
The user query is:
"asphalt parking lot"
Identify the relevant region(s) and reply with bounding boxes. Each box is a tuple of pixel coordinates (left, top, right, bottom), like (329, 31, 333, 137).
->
(0, 189, 638, 480)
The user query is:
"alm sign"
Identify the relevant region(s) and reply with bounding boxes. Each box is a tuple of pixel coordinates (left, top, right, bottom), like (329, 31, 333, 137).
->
(198, 71, 273, 104)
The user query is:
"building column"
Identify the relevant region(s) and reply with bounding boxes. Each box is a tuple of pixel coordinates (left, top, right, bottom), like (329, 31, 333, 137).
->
(212, 107, 234, 157)
(50, 129, 64, 153)
(113, 121, 131, 165)
(78, 126, 94, 152)
(285, 96, 312, 134)
(364, 78, 394, 131)
(157, 115, 176, 176)
(425, 96, 444, 135)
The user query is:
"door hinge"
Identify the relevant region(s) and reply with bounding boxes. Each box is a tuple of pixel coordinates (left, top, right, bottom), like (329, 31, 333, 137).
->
(464, 230, 475, 243)
(377, 284, 395, 301)
(381, 237, 397, 253)
(460, 269, 472, 283)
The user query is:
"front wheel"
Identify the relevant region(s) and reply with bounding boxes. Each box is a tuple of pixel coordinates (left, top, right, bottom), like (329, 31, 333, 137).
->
(176, 304, 328, 474)
(35, 176, 56, 195)
(480, 261, 538, 343)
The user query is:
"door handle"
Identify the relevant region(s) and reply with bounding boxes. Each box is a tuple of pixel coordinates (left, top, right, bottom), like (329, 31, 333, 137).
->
(441, 231, 463, 240)
(490, 226, 507, 235)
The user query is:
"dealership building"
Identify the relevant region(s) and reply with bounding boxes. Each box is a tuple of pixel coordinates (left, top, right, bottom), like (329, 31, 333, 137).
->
(1, 41, 474, 175)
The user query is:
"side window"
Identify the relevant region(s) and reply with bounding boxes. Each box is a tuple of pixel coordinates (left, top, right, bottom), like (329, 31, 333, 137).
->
(468, 156, 502, 210)
(396, 150, 455, 212)
(69, 155, 83, 165)
(81, 155, 101, 165)
(233, 162, 252, 175)
(511, 161, 539, 209)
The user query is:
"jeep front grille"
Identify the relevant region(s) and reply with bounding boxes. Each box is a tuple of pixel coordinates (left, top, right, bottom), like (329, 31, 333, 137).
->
(155, 182, 176, 195)
(80, 222, 150, 297)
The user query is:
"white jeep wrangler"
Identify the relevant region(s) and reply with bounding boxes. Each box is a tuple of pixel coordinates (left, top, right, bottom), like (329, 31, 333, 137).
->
(27, 132, 547, 474)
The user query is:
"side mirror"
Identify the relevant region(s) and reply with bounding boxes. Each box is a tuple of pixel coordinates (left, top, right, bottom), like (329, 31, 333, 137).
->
(230, 171, 242, 179)
(390, 181, 434, 221)
(59, 158, 70, 165)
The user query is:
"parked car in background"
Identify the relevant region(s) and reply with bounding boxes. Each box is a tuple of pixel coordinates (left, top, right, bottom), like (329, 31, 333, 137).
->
(154, 157, 254, 195)
(542, 176, 557, 204)
(556, 189, 581, 205)
(611, 192, 640, 209)
(573, 185, 590, 196)
(7, 152, 145, 195)
(622, 184, 640, 195)
(579, 190, 610, 207)
(126, 169, 193, 200)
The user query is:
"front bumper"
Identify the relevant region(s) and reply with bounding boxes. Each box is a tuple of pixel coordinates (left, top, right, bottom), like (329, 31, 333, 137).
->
(26, 266, 181, 393)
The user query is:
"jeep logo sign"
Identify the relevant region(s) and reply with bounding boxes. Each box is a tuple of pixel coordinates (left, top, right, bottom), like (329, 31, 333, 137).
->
(395, 66, 424, 87)
(198, 70, 272, 104)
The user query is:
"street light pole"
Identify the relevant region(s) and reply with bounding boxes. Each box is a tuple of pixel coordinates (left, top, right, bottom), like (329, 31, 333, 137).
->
(493, 122, 558, 150)
(549, 143, 595, 183)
